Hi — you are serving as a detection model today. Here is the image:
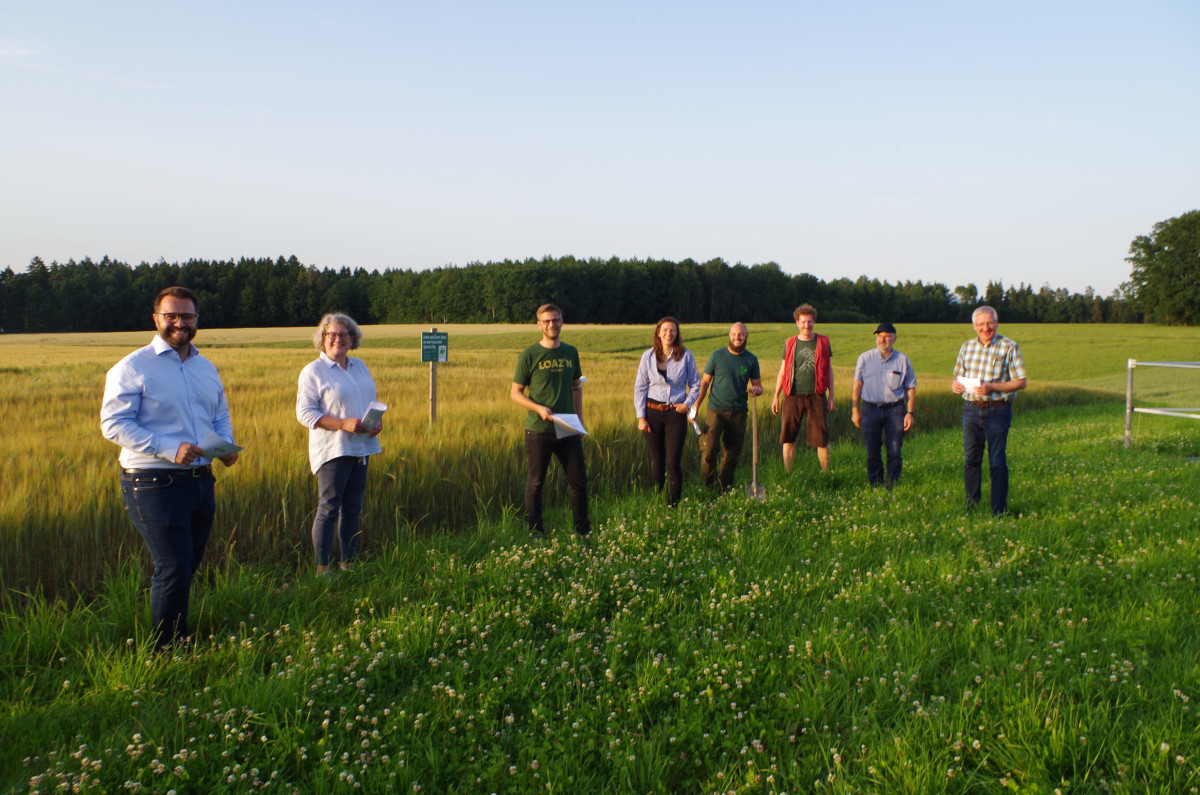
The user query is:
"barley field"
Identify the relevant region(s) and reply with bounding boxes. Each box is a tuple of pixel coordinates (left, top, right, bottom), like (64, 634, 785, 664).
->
(1, 322, 1196, 602)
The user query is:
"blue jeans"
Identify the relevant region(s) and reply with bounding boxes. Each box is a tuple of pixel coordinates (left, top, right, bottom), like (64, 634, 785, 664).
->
(312, 456, 370, 566)
(120, 468, 216, 649)
(524, 431, 590, 535)
(861, 402, 906, 487)
(962, 401, 1012, 514)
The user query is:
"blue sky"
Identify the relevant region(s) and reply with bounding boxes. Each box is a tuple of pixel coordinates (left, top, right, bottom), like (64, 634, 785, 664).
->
(3, 1, 1197, 296)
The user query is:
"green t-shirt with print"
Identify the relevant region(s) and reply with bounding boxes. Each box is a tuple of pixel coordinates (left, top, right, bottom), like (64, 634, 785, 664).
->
(788, 337, 818, 395)
(703, 347, 760, 412)
(514, 342, 582, 433)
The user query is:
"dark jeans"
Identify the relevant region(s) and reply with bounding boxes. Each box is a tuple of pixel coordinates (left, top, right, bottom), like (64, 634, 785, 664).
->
(643, 408, 688, 505)
(120, 468, 216, 649)
(312, 455, 370, 566)
(524, 431, 590, 535)
(700, 410, 747, 490)
(962, 401, 1012, 514)
(862, 402, 906, 487)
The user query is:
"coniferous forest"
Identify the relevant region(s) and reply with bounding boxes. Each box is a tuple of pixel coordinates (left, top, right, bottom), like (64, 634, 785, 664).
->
(0, 254, 1138, 333)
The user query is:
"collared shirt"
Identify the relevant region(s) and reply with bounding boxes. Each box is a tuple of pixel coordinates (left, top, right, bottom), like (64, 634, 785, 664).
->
(633, 348, 701, 418)
(953, 333, 1027, 403)
(297, 352, 383, 474)
(853, 348, 917, 404)
(101, 334, 235, 469)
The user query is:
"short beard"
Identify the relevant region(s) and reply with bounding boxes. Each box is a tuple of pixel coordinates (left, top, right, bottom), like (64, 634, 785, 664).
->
(161, 327, 196, 347)
(729, 341, 746, 353)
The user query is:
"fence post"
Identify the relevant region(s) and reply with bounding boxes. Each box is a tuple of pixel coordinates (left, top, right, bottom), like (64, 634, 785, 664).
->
(1124, 358, 1135, 448)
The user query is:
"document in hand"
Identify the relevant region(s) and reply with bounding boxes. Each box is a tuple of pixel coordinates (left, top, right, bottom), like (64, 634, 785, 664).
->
(551, 413, 588, 439)
(361, 401, 387, 432)
(199, 431, 244, 460)
(956, 376, 982, 391)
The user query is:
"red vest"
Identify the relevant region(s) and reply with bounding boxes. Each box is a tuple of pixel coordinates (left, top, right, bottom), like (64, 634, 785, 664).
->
(780, 334, 831, 396)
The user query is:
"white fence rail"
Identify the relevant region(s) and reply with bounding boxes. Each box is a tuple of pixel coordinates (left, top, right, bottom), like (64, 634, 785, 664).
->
(1124, 359, 1200, 448)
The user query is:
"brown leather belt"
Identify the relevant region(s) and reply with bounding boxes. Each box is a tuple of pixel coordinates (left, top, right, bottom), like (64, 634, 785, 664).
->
(646, 400, 675, 411)
(970, 399, 1008, 408)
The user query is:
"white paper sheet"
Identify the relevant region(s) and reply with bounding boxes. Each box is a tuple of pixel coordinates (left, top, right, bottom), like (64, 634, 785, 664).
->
(199, 431, 244, 459)
(551, 413, 588, 438)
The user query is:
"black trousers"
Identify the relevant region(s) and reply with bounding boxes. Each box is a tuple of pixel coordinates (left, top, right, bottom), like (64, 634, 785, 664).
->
(524, 430, 590, 535)
(643, 408, 688, 505)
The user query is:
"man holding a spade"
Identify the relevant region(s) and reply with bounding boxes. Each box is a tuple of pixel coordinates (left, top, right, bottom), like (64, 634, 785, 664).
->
(695, 322, 763, 493)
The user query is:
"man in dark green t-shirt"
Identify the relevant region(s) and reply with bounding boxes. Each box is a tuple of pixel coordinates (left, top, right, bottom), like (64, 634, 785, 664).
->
(695, 322, 763, 491)
(510, 304, 590, 537)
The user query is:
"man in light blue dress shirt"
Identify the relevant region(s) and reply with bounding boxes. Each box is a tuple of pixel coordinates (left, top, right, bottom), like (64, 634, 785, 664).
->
(850, 322, 917, 489)
(101, 286, 239, 650)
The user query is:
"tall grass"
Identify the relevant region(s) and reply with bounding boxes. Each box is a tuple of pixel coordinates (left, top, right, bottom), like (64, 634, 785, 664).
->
(1, 323, 1190, 603)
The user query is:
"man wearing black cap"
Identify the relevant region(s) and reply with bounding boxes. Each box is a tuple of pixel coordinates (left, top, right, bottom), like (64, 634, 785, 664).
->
(850, 322, 917, 488)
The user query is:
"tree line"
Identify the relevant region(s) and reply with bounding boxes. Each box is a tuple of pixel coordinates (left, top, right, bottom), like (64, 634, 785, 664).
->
(0, 254, 1138, 334)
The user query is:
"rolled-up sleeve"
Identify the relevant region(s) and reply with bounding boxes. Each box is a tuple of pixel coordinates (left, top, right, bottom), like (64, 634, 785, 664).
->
(296, 366, 325, 429)
(682, 351, 701, 407)
(633, 350, 653, 418)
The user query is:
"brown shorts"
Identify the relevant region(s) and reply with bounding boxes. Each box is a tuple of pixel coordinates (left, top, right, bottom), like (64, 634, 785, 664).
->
(780, 393, 828, 447)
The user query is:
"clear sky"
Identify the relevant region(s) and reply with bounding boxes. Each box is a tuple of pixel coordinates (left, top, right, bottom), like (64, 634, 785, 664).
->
(3, 1, 1197, 296)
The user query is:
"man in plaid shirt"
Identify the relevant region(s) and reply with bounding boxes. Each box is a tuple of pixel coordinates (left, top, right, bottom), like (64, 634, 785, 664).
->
(951, 306, 1027, 515)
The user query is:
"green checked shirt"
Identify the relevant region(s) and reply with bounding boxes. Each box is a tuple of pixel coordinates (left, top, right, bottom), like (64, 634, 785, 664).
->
(953, 334, 1027, 403)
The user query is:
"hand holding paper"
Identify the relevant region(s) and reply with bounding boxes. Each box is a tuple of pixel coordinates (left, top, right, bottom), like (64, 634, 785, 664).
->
(551, 413, 588, 439)
(361, 401, 387, 433)
(199, 431, 244, 461)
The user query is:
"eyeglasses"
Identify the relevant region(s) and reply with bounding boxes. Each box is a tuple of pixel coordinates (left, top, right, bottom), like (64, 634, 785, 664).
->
(324, 332, 352, 341)
(538, 318, 562, 326)
(156, 313, 198, 324)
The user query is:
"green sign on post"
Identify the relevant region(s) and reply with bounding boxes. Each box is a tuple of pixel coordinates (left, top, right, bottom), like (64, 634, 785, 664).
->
(421, 332, 448, 363)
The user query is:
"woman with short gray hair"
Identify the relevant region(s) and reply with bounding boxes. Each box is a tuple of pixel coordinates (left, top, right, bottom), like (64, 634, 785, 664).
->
(296, 313, 383, 576)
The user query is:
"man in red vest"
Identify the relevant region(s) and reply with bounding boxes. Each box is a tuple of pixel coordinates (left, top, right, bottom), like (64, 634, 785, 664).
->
(770, 304, 834, 473)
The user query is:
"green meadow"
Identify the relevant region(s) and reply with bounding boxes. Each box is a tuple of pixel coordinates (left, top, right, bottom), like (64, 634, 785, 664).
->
(2, 322, 1199, 792)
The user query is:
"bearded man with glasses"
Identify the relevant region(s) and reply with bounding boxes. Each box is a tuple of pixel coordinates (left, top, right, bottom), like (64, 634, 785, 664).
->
(101, 286, 240, 651)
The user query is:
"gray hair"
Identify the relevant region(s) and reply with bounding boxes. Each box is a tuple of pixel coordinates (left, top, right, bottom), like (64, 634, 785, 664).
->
(313, 313, 363, 351)
(972, 305, 998, 323)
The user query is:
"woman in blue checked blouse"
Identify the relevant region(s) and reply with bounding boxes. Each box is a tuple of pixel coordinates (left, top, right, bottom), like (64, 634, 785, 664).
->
(633, 317, 701, 506)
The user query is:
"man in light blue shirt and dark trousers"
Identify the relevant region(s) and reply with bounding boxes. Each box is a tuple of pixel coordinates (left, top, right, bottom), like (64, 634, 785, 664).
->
(101, 286, 240, 651)
(851, 322, 917, 489)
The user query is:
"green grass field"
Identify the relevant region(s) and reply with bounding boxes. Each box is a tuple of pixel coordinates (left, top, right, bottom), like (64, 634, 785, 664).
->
(2, 322, 1199, 792)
